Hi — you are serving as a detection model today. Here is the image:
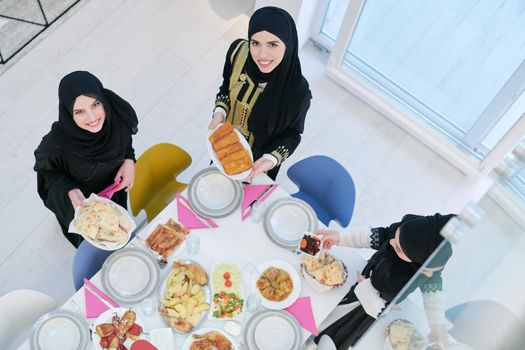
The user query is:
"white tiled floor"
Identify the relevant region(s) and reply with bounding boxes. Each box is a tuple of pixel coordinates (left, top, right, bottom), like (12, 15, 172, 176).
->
(0, 0, 490, 306)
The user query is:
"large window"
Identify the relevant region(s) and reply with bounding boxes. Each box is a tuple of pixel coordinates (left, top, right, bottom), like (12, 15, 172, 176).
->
(314, 0, 525, 174)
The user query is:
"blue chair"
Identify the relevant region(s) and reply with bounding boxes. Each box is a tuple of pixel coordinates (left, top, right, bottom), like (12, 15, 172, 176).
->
(287, 155, 356, 227)
(72, 240, 114, 291)
(445, 300, 525, 349)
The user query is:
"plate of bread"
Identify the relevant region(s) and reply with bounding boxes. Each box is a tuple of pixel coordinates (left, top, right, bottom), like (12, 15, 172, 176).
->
(208, 122, 253, 180)
(300, 251, 348, 292)
(69, 193, 136, 250)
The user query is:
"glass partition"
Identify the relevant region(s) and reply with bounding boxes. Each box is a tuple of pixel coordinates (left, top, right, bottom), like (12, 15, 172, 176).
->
(354, 185, 525, 349)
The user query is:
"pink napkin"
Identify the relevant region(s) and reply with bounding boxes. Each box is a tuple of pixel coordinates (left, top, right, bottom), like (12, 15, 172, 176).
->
(84, 278, 119, 318)
(285, 296, 318, 336)
(97, 178, 122, 200)
(241, 184, 278, 221)
(176, 194, 218, 229)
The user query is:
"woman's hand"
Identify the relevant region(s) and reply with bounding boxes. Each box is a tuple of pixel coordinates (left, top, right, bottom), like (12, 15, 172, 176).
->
(356, 271, 367, 283)
(315, 229, 341, 249)
(68, 189, 86, 210)
(428, 323, 449, 347)
(242, 157, 274, 182)
(115, 159, 135, 192)
(208, 112, 225, 130)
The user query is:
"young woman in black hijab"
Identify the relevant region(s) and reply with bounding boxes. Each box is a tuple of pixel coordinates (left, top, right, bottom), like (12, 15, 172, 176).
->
(208, 6, 312, 180)
(34, 71, 138, 248)
(315, 213, 455, 349)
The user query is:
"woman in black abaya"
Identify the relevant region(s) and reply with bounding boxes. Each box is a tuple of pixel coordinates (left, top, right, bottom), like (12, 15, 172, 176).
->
(34, 71, 138, 248)
(315, 213, 455, 349)
(208, 6, 312, 180)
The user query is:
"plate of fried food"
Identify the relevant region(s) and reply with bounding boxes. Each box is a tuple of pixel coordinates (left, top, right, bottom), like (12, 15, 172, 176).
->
(300, 251, 348, 293)
(92, 307, 144, 350)
(182, 327, 237, 350)
(158, 259, 211, 334)
(251, 260, 301, 310)
(144, 217, 190, 258)
(208, 122, 253, 180)
(69, 193, 136, 250)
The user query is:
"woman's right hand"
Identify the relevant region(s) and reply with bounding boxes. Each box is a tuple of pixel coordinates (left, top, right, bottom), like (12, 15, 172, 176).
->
(315, 229, 341, 249)
(208, 112, 225, 130)
(68, 189, 86, 210)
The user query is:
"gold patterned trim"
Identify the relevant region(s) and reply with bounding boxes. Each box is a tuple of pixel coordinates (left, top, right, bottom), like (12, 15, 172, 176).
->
(271, 145, 290, 165)
(215, 94, 230, 114)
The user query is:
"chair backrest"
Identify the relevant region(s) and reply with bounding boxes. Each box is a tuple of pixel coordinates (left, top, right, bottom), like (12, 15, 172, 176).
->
(287, 155, 356, 227)
(72, 240, 114, 291)
(446, 299, 525, 349)
(130, 143, 192, 221)
(0, 289, 57, 349)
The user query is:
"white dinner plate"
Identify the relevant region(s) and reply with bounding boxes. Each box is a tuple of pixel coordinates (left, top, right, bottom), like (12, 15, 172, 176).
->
(263, 198, 318, 248)
(30, 310, 90, 350)
(101, 248, 160, 305)
(182, 327, 238, 350)
(92, 308, 145, 350)
(188, 167, 243, 218)
(207, 123, 253, 181)
(68, 194, 136, 251)
(158, 259, 210, 334)
(243, 310, 302, 350)
(250, 260, 301, 310)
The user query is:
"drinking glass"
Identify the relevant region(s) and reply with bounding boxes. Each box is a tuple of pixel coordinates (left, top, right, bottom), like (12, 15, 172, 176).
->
(140, 297, 156, 316)
(186, 234, 200, 256)
(250, 201, 267, 223)
(245, 293, 261, 313)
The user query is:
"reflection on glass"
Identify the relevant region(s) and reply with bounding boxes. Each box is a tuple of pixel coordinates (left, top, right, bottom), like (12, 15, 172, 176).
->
(355, 193, 525, 349)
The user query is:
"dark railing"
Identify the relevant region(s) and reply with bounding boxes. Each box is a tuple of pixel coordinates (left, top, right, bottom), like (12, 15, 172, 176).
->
(0, 0, 81, 64)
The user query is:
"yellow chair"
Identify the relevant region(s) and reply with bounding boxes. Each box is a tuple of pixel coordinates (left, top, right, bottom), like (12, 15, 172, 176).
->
(130, 143, 192, 222)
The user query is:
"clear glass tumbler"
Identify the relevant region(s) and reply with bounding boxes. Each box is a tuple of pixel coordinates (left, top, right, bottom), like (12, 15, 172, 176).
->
(186, 234, 200, 256)
(250, 201, 267, 223)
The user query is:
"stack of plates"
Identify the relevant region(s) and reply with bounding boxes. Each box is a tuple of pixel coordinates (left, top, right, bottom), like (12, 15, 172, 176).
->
(30, 310, 90, 350)
(101, 248, 160, 304)
(187, 167, 243, 218)
(263, 198, 318, 248)
(243, 310, 302, 350)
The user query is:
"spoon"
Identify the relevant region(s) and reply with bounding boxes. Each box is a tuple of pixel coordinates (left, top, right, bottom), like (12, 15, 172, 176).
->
(131, 238, 168, 269)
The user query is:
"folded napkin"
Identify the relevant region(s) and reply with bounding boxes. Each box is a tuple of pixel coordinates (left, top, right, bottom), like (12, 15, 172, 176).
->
(176, 194, 218, 229)
(97, 178, 122, 200)
(285, 296, 318, 336)
(241, 184, 278, 221)
(84, 278, 119, 318)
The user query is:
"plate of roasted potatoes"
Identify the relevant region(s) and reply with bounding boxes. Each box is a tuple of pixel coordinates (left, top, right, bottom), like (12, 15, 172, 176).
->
(158, 259, 211, 334)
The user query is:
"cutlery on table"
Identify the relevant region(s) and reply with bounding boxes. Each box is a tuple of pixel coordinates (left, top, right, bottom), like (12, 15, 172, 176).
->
(178, 196, 214, 228)
(242, 183, 275, 218)
(133, 237, 168, 269)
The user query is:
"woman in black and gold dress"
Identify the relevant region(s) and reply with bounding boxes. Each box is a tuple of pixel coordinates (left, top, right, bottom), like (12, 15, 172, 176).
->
(208, 6, 312, 180)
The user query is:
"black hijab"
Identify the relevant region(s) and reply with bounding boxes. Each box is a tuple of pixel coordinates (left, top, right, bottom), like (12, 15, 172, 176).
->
(51, 71, 138, 162)
(364, 213, 455, 302)
(246, 6, 311, 136)
(399, 213, 455, 265)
